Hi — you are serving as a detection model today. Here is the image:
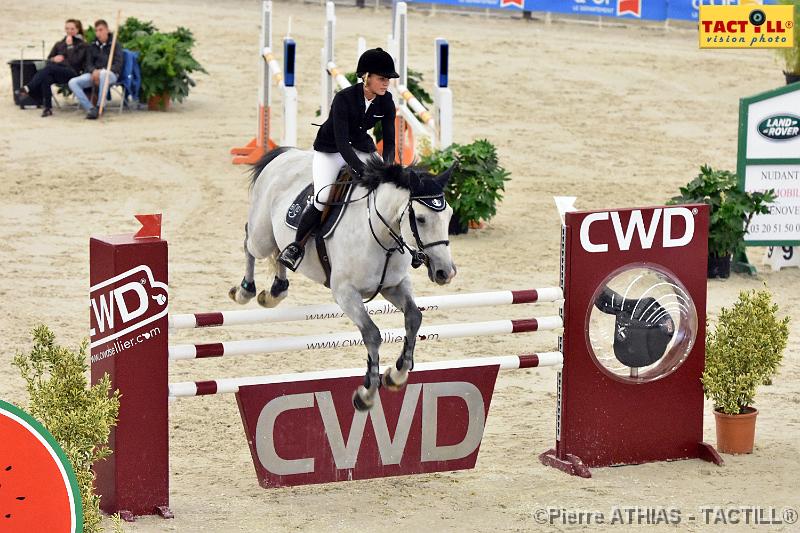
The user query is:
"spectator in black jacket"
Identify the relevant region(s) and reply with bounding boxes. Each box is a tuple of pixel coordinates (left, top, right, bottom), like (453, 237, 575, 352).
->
(67, 19, 123, 119)
(278, 48, 398, 271)
(14, 19, 87, 117)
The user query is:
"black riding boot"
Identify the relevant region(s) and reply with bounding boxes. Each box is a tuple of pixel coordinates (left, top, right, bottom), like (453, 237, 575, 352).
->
(278, 204, 323, 271)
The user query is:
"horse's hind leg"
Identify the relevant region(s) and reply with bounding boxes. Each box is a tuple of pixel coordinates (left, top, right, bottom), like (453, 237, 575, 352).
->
(229, 223, 258, 304)
(333, 283, 382, 411)
(379, 277, 421, 391)
(257, 263, 290, 308)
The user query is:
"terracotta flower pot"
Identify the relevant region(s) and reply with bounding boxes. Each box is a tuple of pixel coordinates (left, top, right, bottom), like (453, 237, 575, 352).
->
(147, 92, 171, 111)
(714, 407, 758, 454)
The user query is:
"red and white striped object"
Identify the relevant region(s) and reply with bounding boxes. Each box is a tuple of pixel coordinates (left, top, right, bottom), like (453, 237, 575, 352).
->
(168, 316, 563, 361)
(169, 287, 563, 330)
(169, 352, 564, 397)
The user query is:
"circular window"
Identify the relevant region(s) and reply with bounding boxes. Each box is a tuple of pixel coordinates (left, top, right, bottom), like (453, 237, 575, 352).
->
(586, 264, 697, 383)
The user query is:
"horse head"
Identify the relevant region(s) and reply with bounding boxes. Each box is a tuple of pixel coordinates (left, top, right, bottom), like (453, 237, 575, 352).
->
(361, 158, 457, 285)
(404, 165, 457, 285)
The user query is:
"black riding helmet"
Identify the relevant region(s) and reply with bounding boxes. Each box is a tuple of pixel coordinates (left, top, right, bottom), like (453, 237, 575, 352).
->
(356, 48, 399, 78)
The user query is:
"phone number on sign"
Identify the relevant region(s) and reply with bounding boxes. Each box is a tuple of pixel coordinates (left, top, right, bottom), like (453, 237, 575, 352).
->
(748, 223, 800, 234)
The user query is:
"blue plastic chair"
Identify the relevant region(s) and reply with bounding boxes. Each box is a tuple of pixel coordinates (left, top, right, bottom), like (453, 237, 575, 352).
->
(108, 49, 141, 112)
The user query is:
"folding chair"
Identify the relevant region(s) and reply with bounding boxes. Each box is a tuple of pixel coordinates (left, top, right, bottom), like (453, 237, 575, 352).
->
(108, 50, 141, 113)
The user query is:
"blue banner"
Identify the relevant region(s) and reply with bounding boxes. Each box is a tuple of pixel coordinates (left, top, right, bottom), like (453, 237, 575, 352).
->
(668, 0, 777, 22)
(405, 0, 527, 10)
(407, 0, 777, 21)
(529, 0, 667, 20)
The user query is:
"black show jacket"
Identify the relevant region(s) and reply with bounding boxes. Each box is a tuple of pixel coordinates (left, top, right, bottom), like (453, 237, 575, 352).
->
(313, 82, 396, 174)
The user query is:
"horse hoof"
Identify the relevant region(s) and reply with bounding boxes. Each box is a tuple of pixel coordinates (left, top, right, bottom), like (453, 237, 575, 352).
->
(352, 386, 374, 411)
(257, 289, 286, 308)
(381, 367, 408, 392)
(229, 285, 255, 304)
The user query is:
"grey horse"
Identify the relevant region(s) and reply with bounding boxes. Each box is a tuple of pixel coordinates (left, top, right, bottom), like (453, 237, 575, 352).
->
(229, 147, 457, 410)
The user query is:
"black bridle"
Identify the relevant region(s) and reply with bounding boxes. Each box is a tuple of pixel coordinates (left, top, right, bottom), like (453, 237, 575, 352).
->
(364, 189, 450, 302)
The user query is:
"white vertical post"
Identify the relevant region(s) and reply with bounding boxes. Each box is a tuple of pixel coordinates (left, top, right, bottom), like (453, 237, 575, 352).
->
(357, 36, 367, 65)
(320, 47, 328, 122)
(259, 1, 273, 149)
(283, 87, 297, 146)
(396, 2, 408, 163)
(396, 3, 408, 88)
(320, 1, 336, 121)
(282, 37, 297, 147)
(434, 37, 452, 148)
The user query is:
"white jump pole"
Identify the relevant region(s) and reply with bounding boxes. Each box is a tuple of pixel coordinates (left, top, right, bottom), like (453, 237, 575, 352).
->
(169, 352, 565, 397)
(397, 84, 436, 131)
(327, 61, 351, 91)
(169, 316, 562, 360)
(169, 287, 564, 330)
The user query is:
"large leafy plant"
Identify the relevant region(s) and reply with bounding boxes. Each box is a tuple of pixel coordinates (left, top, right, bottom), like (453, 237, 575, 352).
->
(775, 0, 800, 74)
(117, 16, 157, 44)
(668, 165, 775, 257)
(421, 140, 511, 228)
(120, 18, 206, 105)
(703, 289, 790, 415)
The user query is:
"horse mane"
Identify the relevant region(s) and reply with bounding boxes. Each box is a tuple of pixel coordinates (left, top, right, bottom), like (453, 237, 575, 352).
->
(249, 146, 294, 190)
(358, 157, 424, 192)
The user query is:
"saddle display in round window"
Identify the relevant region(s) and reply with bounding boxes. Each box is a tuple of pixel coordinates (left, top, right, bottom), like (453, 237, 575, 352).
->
(586, 265, 698, 383)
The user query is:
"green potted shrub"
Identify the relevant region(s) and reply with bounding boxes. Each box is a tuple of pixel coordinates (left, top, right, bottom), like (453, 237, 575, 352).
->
(775, 0, 800, 84)
(124, 23, 206, 110)
(703, 289, 790, 454)
(668, 165, 775, 278)
(420, 139, 511, 234)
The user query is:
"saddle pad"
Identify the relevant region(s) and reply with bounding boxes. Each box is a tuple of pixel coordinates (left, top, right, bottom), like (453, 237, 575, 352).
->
(284, 181, 355, 239)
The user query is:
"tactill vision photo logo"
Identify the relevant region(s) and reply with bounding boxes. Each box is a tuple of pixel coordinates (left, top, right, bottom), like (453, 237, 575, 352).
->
(89, 265, 168, 349)
(698, 4, 795, 49)
(757, 114, 800, 141)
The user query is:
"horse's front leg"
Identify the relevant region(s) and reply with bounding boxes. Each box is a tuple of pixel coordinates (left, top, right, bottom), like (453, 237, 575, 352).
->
(332, 283, 383, 411)
(379, 277, 421, 391)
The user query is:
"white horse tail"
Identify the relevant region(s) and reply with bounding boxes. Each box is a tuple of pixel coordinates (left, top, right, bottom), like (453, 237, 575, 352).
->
(249, 146, 296, 191)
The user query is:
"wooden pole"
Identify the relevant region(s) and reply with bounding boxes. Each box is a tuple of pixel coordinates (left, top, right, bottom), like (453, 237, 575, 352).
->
(98, 9, 122, 117)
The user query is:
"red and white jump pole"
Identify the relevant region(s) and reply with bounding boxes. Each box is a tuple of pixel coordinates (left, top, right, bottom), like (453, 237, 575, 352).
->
(169, 352, 565, 397)
(169, 287, 562, 329)
(168, 316, 561, 360)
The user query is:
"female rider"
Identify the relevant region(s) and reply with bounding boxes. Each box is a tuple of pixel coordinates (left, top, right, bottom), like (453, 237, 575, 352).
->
(278, 47, 398, 271)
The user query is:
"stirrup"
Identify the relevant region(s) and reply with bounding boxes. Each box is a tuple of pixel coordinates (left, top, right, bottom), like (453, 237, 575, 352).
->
(278, 243, 305, 271)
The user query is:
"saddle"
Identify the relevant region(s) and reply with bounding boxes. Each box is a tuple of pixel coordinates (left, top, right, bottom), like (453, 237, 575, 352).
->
(284, 168, 356, 287)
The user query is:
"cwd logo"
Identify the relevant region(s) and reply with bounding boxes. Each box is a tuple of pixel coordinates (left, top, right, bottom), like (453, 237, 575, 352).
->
(89, 265, 168, 348)
(579, 207, 696, 253)
(758, 114, 800, 141)
(236, 365, 499, 487)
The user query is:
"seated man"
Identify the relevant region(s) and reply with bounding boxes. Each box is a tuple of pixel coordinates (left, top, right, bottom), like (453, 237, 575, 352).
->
(67, 18, 123, 119)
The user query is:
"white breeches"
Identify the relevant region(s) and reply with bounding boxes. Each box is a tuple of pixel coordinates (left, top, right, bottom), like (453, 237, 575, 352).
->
(312, 149, 374, 210)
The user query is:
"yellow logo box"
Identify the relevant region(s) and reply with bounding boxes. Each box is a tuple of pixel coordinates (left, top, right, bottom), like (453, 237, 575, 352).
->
(699, 5, 794, 49)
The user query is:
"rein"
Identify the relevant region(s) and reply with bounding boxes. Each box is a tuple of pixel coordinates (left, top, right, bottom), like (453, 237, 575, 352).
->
(362, 189, 450, 303)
